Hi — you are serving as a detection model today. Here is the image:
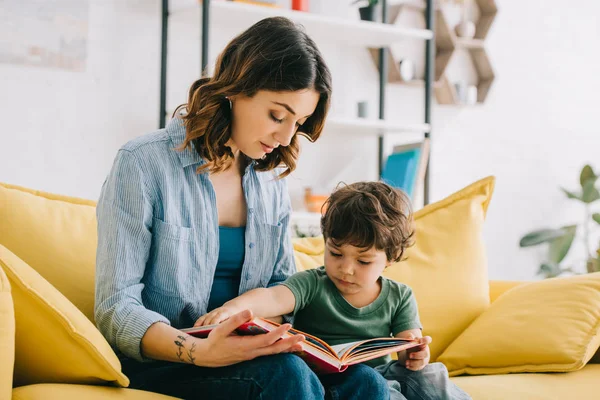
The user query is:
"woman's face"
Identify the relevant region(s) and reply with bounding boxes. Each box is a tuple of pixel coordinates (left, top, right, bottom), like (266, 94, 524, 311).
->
(229, 89, 320, 160)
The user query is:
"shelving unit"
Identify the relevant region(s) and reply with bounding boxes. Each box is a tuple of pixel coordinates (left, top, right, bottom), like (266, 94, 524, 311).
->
(368, 0, 497, 106)
(435, 0, 497, 105)
(159, 0, 435, 203)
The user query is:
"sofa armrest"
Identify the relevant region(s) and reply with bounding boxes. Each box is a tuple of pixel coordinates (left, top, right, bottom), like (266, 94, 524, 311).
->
(0, 267, 15, 400)
(489, 280, 526, 303)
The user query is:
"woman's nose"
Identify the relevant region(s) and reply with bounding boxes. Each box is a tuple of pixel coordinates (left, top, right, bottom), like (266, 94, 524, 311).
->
(274, 122, 296, 147)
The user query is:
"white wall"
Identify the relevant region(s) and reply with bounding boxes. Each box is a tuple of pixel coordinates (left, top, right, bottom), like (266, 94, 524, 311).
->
(1, 0, 599, 280)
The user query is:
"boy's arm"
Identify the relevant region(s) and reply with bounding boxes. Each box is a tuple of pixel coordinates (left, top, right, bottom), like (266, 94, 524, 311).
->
(194, 285, 296, 327)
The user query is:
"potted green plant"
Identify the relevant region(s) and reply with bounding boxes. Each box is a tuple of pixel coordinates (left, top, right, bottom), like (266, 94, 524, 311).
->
(519, 165, 600, 278)
(352, 0, 378, 21)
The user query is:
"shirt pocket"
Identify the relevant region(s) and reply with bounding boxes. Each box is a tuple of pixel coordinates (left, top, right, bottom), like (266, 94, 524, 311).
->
(146, 218, 195, 296)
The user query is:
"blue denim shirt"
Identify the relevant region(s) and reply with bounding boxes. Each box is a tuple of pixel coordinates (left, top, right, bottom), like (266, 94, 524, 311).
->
(95, 117, 296, 362)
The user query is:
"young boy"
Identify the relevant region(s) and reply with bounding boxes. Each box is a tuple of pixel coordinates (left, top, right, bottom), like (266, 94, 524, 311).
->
(196, 181, 471, 400)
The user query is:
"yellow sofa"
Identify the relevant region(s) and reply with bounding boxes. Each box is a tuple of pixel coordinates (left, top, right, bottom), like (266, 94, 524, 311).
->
(1, 181, 599, 400)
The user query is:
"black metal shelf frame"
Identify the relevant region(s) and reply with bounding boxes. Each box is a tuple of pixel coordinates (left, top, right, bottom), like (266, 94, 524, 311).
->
(159, 0, 434, 204)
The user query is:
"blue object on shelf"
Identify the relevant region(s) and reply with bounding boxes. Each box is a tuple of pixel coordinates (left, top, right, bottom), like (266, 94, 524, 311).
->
(380, 140, 430, 200)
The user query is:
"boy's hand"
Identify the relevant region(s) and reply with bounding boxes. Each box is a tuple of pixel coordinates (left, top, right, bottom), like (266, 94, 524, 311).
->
(405, 335, 432, 371)
(194, 306, 240, 327)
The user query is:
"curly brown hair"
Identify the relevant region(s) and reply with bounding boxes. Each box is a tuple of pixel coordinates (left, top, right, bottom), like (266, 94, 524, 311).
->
(176, 17, 332, 178)
(321, 181, 415, 263)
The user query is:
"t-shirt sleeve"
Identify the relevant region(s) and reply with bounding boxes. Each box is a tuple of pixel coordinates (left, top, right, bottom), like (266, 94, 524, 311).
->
(391, 285, 423, 335)
(281, 269, 320, 315)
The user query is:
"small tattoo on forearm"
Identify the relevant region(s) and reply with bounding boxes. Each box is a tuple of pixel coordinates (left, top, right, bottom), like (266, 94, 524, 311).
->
(174, 339, 184, 361)
(187, 342, 197, 364)
(174, 334, 196, 364)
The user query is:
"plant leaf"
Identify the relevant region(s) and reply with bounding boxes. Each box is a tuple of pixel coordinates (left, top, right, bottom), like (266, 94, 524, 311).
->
(539, 263, 561, 278)
(581, 179, 600, 203)
(561, 188, 583, 201)
(580, 165, 597, 187)
(520, 228, 570, 247)
(548, 225, 577, 264)
(593, 213, 600, 225)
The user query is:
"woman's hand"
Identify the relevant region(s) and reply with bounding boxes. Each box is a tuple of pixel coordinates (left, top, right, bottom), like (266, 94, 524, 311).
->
(194, 309, 305, 367)
(194, 305, 239, 327)
(405, 335, 432, 371)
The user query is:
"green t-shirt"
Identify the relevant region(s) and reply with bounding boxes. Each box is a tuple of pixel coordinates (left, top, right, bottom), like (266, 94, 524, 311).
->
(282, 266, 422, 367)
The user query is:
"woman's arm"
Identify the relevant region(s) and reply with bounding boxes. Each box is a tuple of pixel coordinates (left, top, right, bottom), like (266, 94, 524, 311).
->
(142, 310, 304, 367)
(95, 149, 171, 362)
(194, 285, 296, 327)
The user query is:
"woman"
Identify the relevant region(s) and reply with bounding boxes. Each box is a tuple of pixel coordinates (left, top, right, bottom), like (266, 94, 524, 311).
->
(95, 17, 390, 399)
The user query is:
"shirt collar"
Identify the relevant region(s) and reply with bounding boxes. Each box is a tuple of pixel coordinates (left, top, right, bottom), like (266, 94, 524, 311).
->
(167, 116, 205, 168)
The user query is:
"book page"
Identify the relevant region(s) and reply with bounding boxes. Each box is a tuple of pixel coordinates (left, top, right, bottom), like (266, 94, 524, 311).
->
(331, 341, 365, 358)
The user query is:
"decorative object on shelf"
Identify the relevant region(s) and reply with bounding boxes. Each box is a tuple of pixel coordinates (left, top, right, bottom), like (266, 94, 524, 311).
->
(291, 212, 322, 238)
(398, 58, 416, 82)
(304, 188, 329, 214)
(455, 0, 476, 38)
(519, 165, 600, 278)
(455, 20, 476, 38)
(466, 85, 478, 105)
(454, 82, 467, 103)
(351, 0, 378, 22)
(291, 0, 309, 12)
(380, 139, 430, 202)
(357, 101, 369, 118)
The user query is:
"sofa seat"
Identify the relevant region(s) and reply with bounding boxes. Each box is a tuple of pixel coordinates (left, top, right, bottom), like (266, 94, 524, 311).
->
(12, 384, 178, 400)
(451, 364, 600, 400)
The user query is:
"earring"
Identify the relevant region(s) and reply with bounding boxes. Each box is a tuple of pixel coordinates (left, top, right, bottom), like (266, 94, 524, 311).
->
(225, 96, 232, 110)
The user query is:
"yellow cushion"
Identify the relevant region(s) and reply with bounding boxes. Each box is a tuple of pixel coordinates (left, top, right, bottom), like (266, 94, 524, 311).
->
(383, 176, 495, 361)
(489, 280, 525, 303)
(0, 183, 97, 322)
(451, 364, 600, 400)
(0, 245, 129, 387)
(438, 272, 600, 376)
(292, 176, 495, 361)
(293, 236, 325, 271)
(0, 267, 15, 400)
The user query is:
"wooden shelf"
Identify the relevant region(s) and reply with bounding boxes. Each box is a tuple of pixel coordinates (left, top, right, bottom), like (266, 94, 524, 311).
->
(455, 37, 485, 49)
(170, 0, 433, 47)
(326, 116, 431, 135)
(369, 6, 454, 88)
(474, 0, 498, 40)
(165, 110, 431, 135)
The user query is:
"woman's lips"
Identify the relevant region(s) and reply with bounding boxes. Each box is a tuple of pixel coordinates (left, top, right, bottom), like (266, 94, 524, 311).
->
(260, 142, 274, 153)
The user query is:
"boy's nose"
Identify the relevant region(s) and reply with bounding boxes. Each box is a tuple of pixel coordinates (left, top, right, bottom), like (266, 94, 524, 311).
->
(339, 262, 354, 276)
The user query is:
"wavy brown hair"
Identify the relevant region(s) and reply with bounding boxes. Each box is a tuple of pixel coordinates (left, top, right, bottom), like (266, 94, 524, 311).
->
(321, 182, 415, 263)
(177, 17, 332, 177)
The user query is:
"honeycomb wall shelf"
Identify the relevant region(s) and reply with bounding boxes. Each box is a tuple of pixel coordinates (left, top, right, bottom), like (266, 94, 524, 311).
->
(368, 0, 498, 106)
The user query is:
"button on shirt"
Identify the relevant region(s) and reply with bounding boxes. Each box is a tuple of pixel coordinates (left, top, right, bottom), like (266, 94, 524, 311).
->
(94, 117, 296, 362)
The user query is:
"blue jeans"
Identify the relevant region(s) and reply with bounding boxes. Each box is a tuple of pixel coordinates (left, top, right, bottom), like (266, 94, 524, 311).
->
(122, 353, 390, 399)
(375, 361, 472, 400)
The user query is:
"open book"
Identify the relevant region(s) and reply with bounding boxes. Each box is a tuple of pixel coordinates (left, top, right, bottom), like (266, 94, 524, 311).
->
(181, 317, 420, 374)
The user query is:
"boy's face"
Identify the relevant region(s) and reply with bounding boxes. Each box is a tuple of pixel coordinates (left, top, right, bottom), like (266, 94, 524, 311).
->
(324, 239, 389, 297)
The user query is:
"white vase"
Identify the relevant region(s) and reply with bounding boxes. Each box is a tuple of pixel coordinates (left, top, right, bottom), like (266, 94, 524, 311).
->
(455, 20, 476, 38)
